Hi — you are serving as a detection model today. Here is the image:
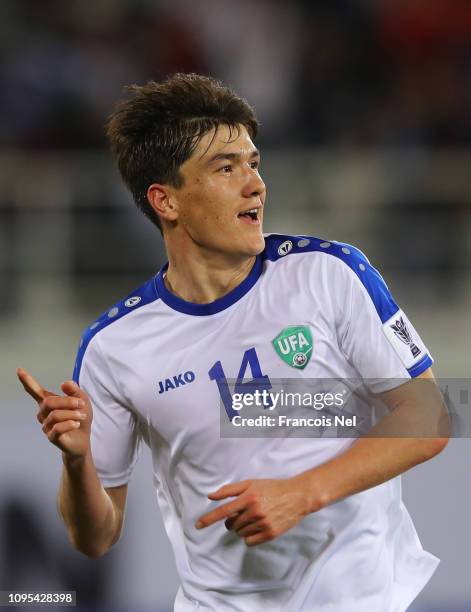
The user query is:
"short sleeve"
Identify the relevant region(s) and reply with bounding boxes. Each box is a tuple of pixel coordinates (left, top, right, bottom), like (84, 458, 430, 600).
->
(73, 334, 143, 487)
(335, 246, 433, 393)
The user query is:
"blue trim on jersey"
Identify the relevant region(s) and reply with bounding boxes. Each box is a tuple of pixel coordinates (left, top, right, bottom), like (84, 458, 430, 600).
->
(73, 277, 159, 383)
(153, 233, 398, 322)
(265, 234, 433, 377)
(264, 233, 399, 323)
(154, 254, 264, 316)
(407, 354, 433, 378)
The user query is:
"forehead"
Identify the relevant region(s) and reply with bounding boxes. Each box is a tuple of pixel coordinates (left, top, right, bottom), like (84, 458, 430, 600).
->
(192, 124, 256, 164)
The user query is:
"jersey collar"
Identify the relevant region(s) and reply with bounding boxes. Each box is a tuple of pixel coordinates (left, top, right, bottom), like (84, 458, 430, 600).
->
(154, 253, 264, 316)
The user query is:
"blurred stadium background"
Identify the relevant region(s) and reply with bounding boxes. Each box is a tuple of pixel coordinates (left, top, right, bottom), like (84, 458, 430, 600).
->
(1, 1, 470, 610)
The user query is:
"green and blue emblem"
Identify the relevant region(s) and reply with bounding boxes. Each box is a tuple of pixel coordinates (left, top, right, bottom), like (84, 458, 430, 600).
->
(272, 325, 313, 369)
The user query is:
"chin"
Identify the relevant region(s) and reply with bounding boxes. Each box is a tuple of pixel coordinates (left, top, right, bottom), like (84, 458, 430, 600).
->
(244, 233, 265, 256)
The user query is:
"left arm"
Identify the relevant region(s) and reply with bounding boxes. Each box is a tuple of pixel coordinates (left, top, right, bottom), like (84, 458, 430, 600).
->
(196, 368, 449, 546)
(299, 368, 449, 510)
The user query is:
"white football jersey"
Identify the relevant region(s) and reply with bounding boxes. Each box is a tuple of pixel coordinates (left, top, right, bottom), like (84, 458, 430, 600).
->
(73, 234, 438, 612)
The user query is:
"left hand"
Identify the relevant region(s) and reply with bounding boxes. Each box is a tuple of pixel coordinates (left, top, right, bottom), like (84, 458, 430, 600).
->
(195, 478, 310, 546)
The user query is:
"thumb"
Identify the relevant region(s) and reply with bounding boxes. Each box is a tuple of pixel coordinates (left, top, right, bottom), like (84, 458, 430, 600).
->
(61, 380, 88, 401)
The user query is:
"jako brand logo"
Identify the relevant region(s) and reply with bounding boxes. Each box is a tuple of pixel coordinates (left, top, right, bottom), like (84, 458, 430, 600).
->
(158, 371, 196, 394)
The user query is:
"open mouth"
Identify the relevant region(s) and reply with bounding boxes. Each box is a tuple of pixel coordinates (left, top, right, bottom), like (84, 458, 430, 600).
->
(238, 207, 260, 224)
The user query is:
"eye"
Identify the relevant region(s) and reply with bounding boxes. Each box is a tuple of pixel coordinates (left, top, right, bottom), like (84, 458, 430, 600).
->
(249, 160, 260, 170)
(219, 164, 233, 173)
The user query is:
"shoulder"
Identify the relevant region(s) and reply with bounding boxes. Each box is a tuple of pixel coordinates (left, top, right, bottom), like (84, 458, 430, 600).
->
(263, 232, 370, 273)
(263, 233, 398, 323)
(73, 275, 159, 382)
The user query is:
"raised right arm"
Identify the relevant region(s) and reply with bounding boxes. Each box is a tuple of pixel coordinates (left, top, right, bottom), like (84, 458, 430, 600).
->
(17, 368, 127, 558)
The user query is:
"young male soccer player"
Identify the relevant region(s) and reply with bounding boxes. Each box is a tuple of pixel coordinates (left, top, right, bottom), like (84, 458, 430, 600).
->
(18, 74, 448, 611)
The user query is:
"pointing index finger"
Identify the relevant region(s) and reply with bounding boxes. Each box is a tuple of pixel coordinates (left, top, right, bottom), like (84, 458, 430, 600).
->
(16, 368, 47, 402)
(196, 497, 247, 529)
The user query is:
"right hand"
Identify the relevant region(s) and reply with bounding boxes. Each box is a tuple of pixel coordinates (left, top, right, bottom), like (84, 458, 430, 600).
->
(17, 368, 93, 459)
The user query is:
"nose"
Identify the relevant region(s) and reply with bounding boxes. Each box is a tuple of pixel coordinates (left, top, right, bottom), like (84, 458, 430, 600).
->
(242, 166, 266, 199)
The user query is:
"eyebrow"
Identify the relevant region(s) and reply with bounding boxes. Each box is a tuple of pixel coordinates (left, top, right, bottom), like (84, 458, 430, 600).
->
(206, 148, 260, 165)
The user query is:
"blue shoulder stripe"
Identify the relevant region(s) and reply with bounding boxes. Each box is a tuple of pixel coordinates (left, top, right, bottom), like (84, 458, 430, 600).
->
(265, 234, 432, 377)
(264, 233, 399, 323)
(72, 276, 159, 383)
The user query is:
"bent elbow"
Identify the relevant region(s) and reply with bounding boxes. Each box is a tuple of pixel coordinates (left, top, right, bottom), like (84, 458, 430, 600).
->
(82, 547, 107, 560)
(74, 541, 110, 559)
(75, 546, 100, 559)
(425, 436, 449, 459)
(69, 532, 117, 559)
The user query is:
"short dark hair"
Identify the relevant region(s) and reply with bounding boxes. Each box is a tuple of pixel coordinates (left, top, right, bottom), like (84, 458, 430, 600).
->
(106, 73, 259, 233)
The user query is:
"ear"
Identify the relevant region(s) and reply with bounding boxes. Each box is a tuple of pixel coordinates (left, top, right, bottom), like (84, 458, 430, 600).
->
(147, 183, 179, 223)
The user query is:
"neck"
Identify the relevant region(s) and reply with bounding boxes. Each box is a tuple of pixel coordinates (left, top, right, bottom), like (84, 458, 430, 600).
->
(164, 244, 257, 304)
